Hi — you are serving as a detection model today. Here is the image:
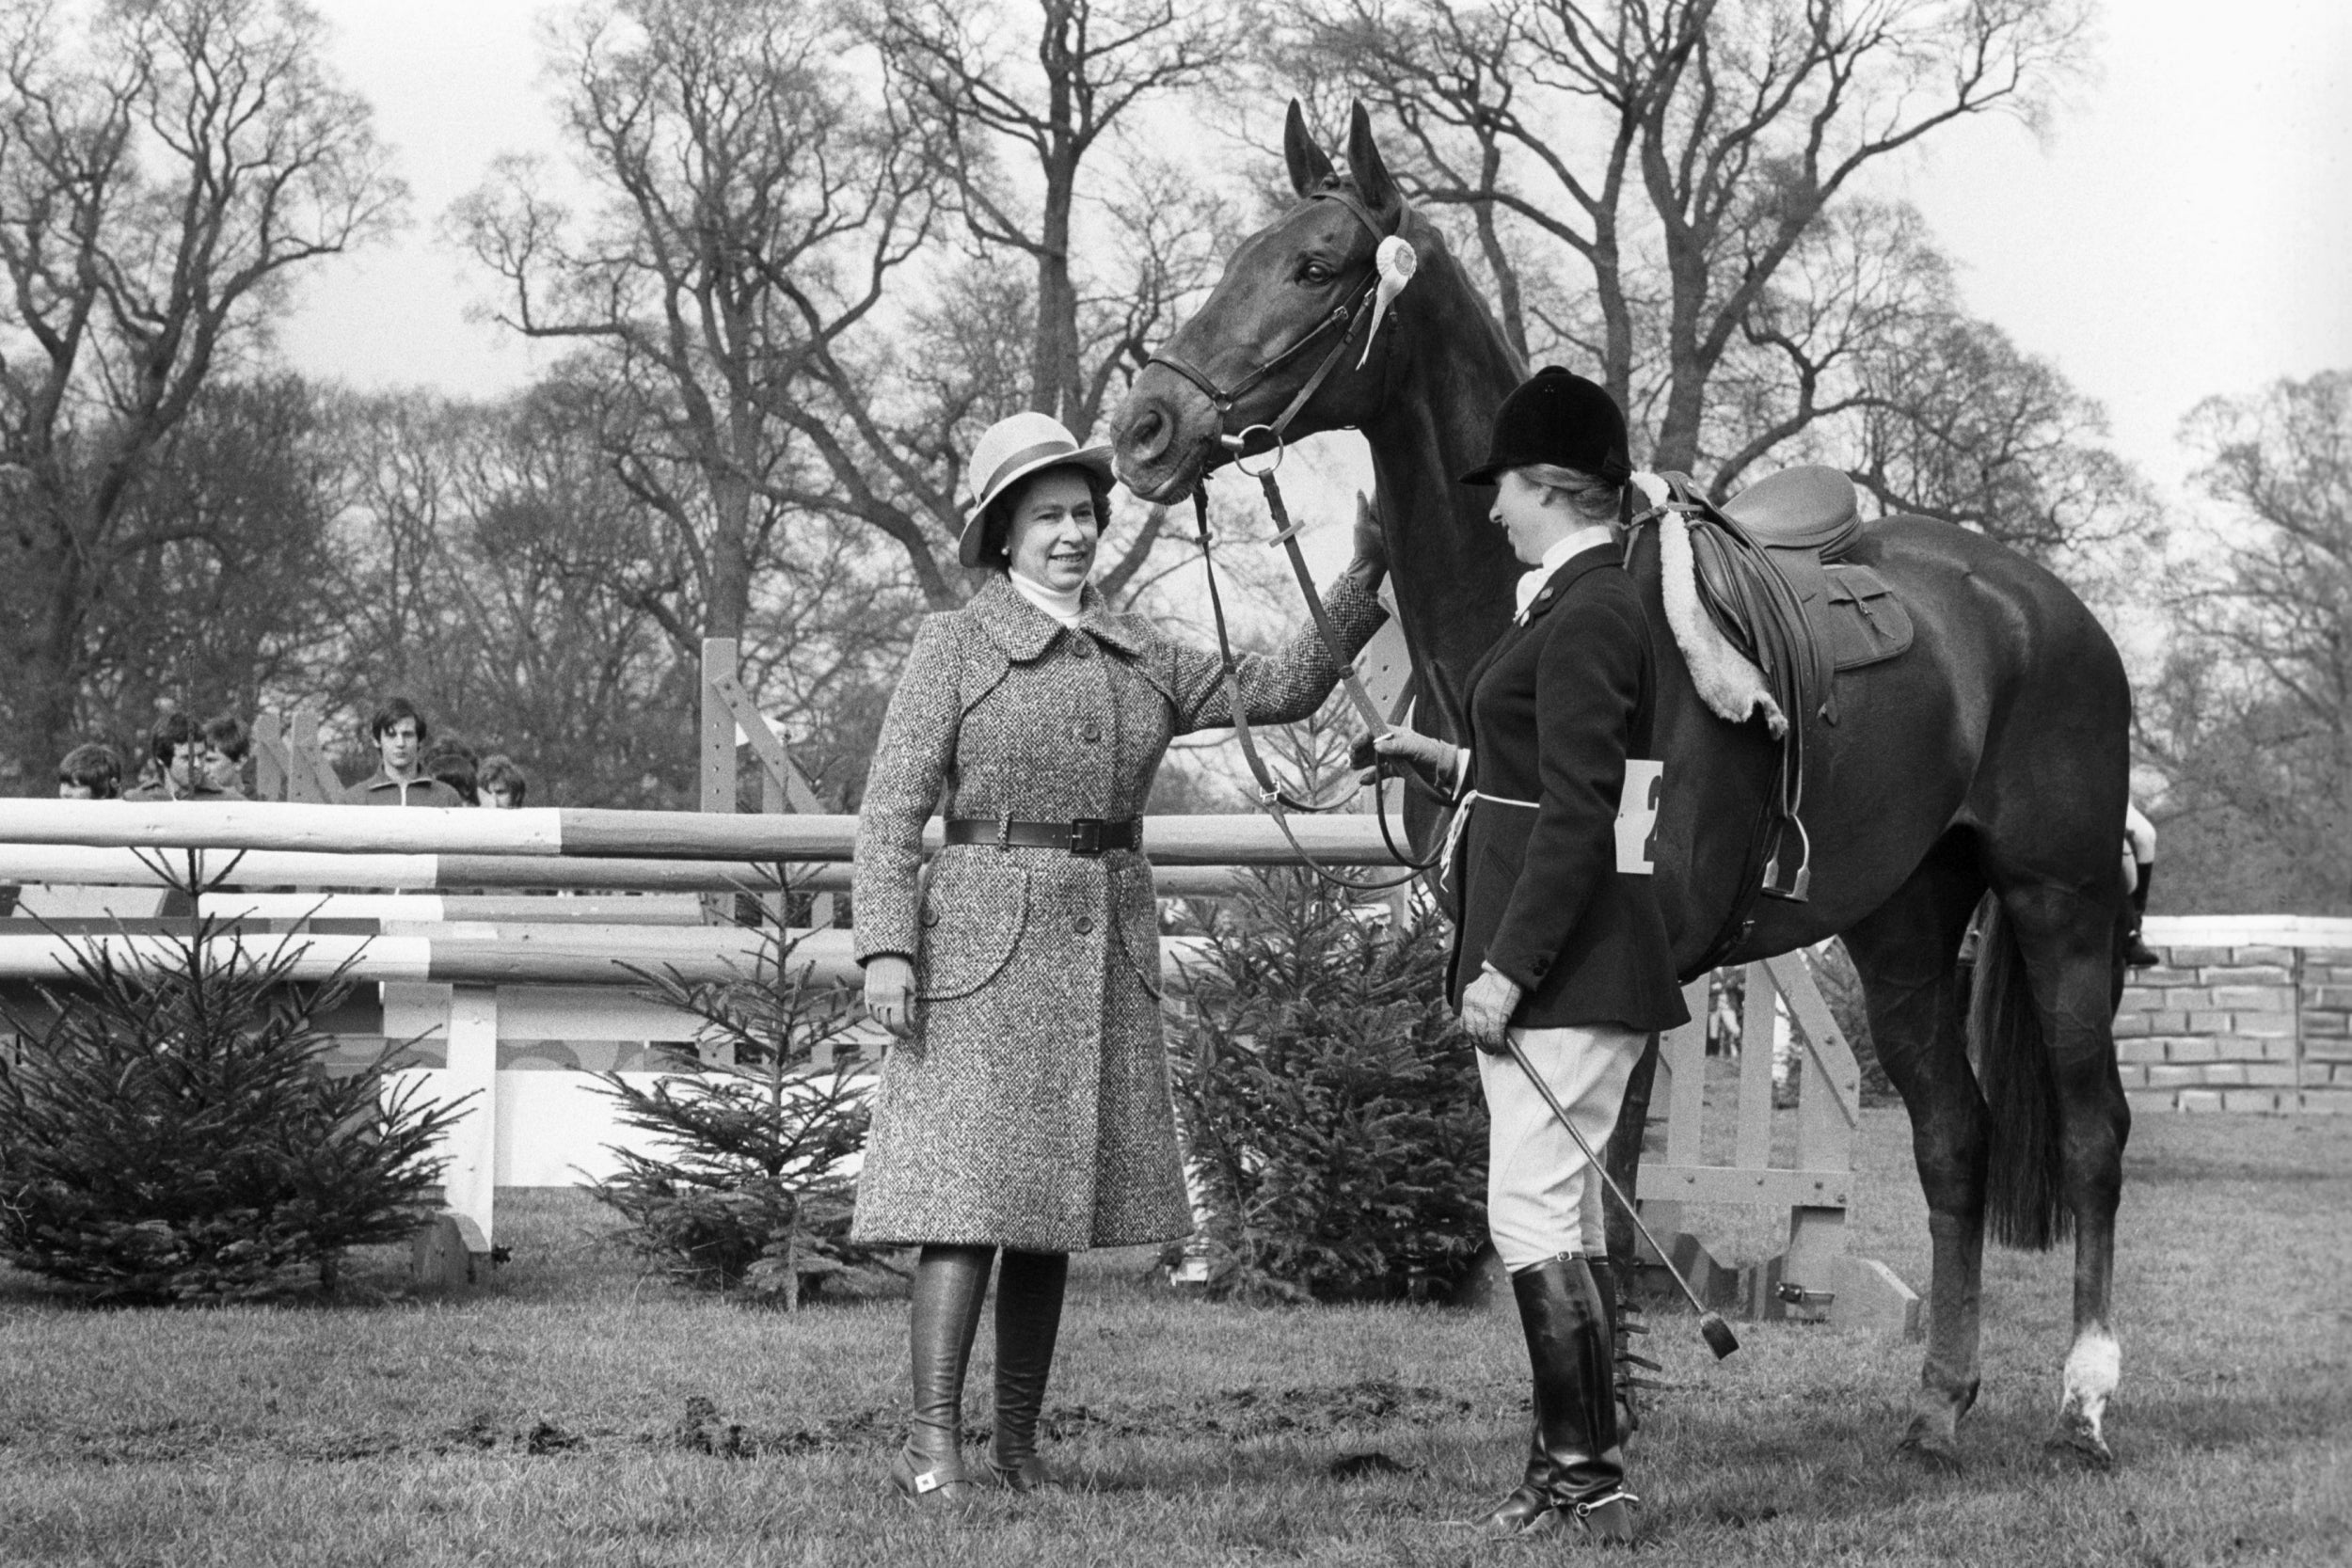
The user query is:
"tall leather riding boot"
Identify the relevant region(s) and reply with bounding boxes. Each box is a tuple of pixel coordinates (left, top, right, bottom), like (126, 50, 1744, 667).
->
(1476, 1401, 1559, 1538)
(986, 1248, 1069, 1491)
(1519, 1255, 1639, 1544)
(892, 1243, 993, 1507)
(2125, 863, 2160, 968)
(1586, 1255, 1645, 1439)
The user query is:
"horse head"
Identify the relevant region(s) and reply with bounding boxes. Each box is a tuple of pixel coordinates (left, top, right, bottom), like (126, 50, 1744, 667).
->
(1113, 102, 1419, 503)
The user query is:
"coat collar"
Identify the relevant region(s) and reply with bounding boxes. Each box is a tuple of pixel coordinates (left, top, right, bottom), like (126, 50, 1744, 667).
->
(967, 573, 1151, 661)
(1518, 541, 1622, 626)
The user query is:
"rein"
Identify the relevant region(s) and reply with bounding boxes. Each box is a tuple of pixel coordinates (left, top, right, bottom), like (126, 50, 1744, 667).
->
(1187, 488, 1436, 891)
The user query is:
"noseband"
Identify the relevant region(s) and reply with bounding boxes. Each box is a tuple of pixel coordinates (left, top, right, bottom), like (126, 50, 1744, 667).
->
(1145, 189, 1394, 475)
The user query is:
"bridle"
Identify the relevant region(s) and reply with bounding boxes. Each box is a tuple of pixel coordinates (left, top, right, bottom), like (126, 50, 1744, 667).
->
(1144, 187, 1394, 478)
(1143, 186, 1452, 888)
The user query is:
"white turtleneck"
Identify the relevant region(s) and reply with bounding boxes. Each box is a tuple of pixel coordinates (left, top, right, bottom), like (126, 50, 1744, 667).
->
(1008, 569, 1086, 626)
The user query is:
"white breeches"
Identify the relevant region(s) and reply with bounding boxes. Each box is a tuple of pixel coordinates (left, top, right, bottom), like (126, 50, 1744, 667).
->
(1479, 1023, 1645, 1272)
(2121, 802, 2156, 895)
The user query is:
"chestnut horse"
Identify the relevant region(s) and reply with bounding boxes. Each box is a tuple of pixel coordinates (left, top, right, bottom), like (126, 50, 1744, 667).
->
(1112, 104, 2136, 1469)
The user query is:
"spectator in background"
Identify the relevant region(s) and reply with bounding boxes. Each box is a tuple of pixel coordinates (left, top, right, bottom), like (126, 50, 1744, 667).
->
(199, 714, 251, 800)
(123, 713, 234, 801)
(424, 741, 481, 806)
(343, 697, 468, 807)
(56, 743, 123, 800)
(478, 754, 528, 809)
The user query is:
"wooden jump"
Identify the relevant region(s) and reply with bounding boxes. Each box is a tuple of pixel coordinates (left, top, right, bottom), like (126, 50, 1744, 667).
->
(0, 846, 1263, 898)
(0, 800, 1398, 866)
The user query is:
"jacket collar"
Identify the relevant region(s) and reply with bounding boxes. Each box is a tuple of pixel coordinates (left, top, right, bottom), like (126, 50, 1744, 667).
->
(1518, 541, 1622, 625)
(967, 573, 1149, 661)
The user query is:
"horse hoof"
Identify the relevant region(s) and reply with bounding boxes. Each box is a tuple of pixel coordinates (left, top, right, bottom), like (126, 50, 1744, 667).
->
(1895, 1431, 1963, 1473)
(2044, 1425, 2115, 1471)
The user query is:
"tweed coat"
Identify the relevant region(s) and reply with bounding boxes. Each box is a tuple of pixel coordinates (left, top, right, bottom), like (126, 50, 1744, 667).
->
(1447, 545, 1690, 1034)
(851, 570, 1388, 1251)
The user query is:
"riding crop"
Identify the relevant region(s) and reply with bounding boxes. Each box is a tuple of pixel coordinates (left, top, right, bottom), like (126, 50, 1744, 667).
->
(1502, 1037, 1740, 1360)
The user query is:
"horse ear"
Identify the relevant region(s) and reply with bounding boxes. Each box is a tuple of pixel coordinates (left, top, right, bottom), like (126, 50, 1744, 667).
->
(1345, 103, 1401, 217)
(1284, 101, 1336, 197)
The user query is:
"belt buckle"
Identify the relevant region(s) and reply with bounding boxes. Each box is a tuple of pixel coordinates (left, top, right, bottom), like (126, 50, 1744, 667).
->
(1068, 817, 1104, 856)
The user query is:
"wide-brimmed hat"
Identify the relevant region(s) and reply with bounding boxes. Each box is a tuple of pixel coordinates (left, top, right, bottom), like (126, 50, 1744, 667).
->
(958, 411, 1117, 568)
(1458, 366, 1632, 487)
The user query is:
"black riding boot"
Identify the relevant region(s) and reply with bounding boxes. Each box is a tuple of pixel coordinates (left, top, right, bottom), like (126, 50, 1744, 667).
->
(2125, 863, 2160, 968)
(891, 1244, 993, 1507)
(1586, 1255, 1648, 1439)
(986, 1248, 1068, 1491)
(1510, 1255, 1638, 1544)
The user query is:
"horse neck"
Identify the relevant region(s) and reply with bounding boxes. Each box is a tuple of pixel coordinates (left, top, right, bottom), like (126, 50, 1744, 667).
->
(1361, 245, 1524, 741)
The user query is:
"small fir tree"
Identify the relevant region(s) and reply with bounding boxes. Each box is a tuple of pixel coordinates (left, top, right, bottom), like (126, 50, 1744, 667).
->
(0, 854, 469, 1303)
(586, 888, 891, 1307)
(1168, 868, 1489, 1303)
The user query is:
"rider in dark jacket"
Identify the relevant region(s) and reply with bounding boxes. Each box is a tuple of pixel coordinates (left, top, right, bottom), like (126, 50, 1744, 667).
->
(1372, 368, 1687, 1546)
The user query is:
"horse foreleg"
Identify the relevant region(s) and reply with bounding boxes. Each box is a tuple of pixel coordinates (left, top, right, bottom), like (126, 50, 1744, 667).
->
(1842, 853, 1989, 1468)
(1601, 1033, 1661, 1270)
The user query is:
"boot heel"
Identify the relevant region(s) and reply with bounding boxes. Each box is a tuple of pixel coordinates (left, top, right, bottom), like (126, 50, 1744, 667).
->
(890, 1443, 978, 1508)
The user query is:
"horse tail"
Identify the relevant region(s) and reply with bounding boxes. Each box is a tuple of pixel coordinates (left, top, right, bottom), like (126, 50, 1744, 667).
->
(1969, 896, 2072, 1251)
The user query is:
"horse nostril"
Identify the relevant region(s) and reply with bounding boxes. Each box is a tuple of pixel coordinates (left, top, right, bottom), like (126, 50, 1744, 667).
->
(1127, 405, 1171, 463)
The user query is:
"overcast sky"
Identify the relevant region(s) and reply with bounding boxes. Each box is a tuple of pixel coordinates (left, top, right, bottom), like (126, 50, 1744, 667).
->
(279, 0, 2351, 511)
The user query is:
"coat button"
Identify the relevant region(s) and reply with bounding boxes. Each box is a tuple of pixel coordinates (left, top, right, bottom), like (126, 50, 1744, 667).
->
(1078, 721, 1103, 742)
(1069, 639, 1094, 659)
(1072, 913, 1095, 935)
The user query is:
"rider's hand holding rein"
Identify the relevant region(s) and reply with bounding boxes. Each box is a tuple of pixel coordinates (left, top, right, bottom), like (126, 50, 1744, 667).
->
(1353, 726, 1464, 793)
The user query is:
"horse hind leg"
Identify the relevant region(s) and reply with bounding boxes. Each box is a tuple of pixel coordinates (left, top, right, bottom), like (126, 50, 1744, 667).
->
(1973, 879, 2132, 1468)
(1838, 836, 1989, 1469)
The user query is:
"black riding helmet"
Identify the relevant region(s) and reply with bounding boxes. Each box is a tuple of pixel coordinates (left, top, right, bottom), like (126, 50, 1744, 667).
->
(1458, 366, 1632, 487)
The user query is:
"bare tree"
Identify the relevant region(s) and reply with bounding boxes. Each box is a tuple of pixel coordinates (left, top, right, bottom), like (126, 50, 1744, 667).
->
(0, 0, 403, 785)
(1276, 0, 2090, 485)
(2140, 371, 2352, 913)
(453, 0, 943, 619)
(327, 388, 701, 807)
(877, 0, 1245, 431)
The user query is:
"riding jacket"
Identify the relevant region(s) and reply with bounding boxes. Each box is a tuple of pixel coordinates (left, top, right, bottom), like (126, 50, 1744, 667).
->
(1448, 544, 1690, 1034)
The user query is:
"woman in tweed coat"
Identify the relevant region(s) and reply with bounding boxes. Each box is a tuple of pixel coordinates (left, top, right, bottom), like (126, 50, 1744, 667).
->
(852, 411, 1388, 1506)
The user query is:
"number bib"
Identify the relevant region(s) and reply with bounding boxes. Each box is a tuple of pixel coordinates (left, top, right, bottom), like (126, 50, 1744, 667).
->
(1615, 759, 1663, 875)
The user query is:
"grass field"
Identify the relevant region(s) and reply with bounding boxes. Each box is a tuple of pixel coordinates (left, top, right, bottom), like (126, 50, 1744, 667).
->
(3, 1107, 2347, 1567)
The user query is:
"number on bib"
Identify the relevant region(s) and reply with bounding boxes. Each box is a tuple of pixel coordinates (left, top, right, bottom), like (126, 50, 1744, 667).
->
(1615, 759, 1663, 875)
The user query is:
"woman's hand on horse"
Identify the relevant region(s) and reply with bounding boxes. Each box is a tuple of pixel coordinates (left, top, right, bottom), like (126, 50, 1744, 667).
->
(864, 955, 916, 1037)
(1344, 492, 1388, 591)
(1352, 726, 1460, 791)
(1459, 966, 1524, 1053)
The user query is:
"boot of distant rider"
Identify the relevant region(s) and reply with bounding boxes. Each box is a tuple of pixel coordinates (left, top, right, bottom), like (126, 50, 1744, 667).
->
(986, 1248, 1068, 1491)
(2124, 863, 2160, 969)
(1519, 1254, 1638, 1544)
(892, 1244, 993, 1507)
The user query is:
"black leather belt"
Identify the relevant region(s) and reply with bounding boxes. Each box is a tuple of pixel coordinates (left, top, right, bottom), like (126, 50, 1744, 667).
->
(942, 816, 1142, 856)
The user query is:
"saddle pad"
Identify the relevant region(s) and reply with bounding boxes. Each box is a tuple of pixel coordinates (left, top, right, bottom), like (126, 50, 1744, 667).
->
(1820, 564, 1915, 671)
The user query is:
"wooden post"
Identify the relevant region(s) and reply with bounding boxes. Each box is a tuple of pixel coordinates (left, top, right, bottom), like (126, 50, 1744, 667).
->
(702, 645, 835, 928)
(1733, 961, 1778, 1172)
(1639, 977, 1709, 1259)
(700, 638, 739, 924)
(440, 984, 500, 1245)
(253, 712, 289, 801)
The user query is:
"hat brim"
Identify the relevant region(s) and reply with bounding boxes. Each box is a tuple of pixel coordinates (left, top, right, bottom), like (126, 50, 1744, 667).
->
(958, 445, 1118, 567)
(1456, 461, 1505, 487)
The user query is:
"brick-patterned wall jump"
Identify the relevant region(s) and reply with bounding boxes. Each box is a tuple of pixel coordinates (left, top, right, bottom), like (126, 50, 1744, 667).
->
(2116, 917, 2352, 1115)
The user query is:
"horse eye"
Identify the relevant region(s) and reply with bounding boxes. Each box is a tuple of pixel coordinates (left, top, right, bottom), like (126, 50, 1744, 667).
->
(1300, 261, 1333, 285)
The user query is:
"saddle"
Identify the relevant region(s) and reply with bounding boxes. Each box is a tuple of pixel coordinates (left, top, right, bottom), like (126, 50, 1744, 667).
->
(1638, 467, 1915, 946)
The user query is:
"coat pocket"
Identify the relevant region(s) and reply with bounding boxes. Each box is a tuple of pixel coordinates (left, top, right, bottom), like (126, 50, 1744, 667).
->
(1107, 863, 1165, 998)
(914, 858, 1030, 1002)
